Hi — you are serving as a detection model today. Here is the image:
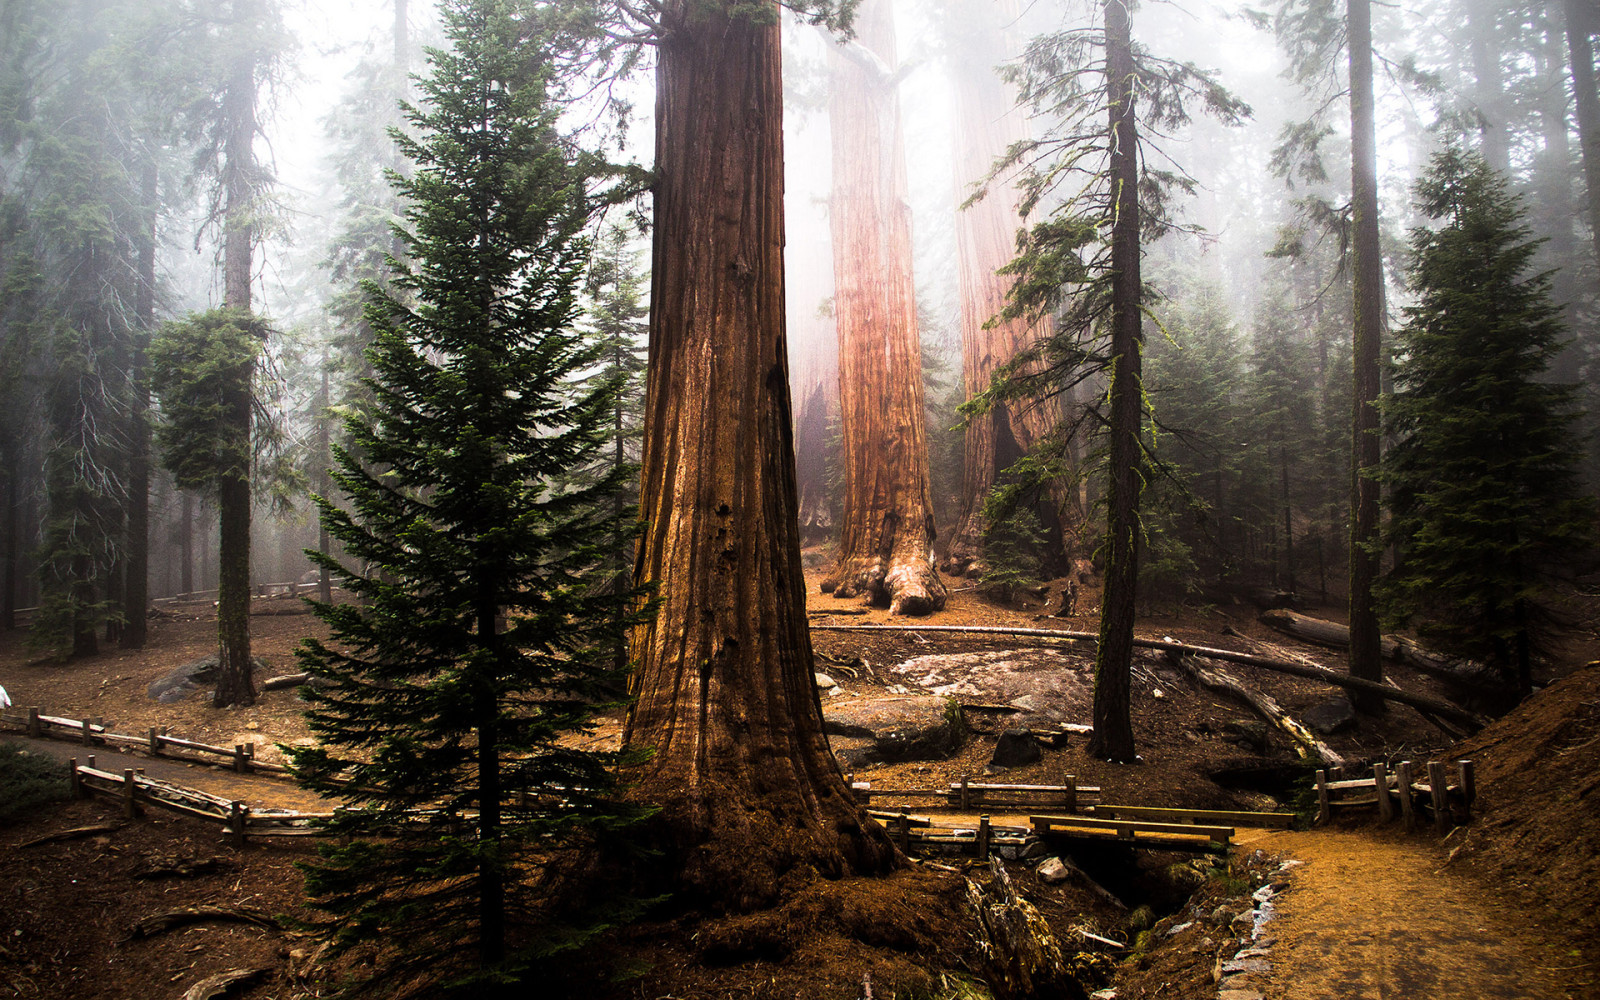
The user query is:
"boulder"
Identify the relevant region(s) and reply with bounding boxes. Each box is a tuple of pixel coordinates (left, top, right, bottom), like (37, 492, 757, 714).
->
(823, 696, 961, 766)
(991, 728, 1042, 768)
(1036, 857, 1070, 885)
(148, 655, 268, 704)
(1223, 719, 1271, 753)
(1301, 695, 1357, 735)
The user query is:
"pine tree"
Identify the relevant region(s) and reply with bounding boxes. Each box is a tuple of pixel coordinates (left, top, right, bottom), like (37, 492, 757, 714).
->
(289, 2, 648, 992)
(1378, 148, 1595, 701)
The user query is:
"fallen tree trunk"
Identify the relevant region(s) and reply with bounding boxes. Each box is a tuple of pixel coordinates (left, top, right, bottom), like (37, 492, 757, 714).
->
(180, 968, 265, 1000)
(1258, 610, 1508, 694)
(260, 672, 309, 691)
(810, 624, 1486, 730)
(966, 857, 1078, 1000)
(1164, 650, 1347, 767)
(127, 906, 280, 940)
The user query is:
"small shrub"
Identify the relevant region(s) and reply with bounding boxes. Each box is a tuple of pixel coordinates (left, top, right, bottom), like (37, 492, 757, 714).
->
(0, 743, 69, 825)
(979, 508, 1046, 604)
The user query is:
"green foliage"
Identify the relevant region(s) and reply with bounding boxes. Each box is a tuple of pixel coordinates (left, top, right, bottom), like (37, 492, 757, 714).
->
(290, 3, 653, 993)
(979, 505, 1045, 604)
(148, 309, 269, 494)
(0, 743, 69, 825)
(1377, 149, 1596, 693)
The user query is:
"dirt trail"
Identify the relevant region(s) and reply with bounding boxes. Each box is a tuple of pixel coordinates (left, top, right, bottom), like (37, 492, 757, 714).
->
(1234, 827, 1591, 1000)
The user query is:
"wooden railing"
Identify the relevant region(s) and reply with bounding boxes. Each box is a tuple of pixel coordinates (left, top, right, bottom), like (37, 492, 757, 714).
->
(1314, 759, 1476, 832)
(2, 707, 291, 776)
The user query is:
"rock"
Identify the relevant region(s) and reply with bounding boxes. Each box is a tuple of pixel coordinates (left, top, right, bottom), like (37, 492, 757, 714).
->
(1037, 857, 1070, 885)
(1221, 958, 1271, 975)
(1009, 694, 1039, 712)
(1223, 719, 1271, 753)
(814, 672, 836, 690)
(1017, 838, 1050, 861)
(149, 655, 270, 704)
(1210, 904, 1242, 926)
(823, 696, 961, 766)
(1301, 695, 1357, 734)
(990, 728, 1042, 768)
(1165, 921, 1194, 937)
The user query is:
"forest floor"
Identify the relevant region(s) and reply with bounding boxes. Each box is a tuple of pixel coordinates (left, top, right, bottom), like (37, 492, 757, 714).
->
(1, 568, 1598, 998)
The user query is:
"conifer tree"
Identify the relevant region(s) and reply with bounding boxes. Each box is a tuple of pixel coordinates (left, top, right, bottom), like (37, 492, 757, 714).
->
(1379, 149, 1595, 700)
(290, 2, 647, 992)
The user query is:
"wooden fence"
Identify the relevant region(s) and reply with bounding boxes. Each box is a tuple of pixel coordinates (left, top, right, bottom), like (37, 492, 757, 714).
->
(1314, 759, 1476, 832)
(848, 777, 1102, 813)
(1, 707, 291, 776)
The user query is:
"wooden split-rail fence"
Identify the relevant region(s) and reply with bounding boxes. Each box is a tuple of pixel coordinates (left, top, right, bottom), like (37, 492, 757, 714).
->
(1314, 759, 1476, 832)
(848, 776, 1102, 813)
(1, 707, 290, 777)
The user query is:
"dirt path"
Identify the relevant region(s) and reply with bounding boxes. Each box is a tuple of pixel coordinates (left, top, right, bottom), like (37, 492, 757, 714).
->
(2, 733, 331, 813)
(1233, 827, 1590, 1000)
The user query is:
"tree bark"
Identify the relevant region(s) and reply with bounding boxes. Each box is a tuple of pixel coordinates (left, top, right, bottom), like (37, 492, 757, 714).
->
(942, 0, 1084, 579)
(1088, 0, 1141, 764)
(1566, 0, 1600, 268)
(122, 162, 156, 649)
(1467, 0, 1510, 174)
(625, 0, 895, 911)
(179, 491, 194, 596)
(214, 0, 258, 709)
(821, 0, 946, 616)
(1346, 0, 1384, 714)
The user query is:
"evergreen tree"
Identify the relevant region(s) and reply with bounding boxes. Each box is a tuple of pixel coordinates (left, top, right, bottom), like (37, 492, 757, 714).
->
(289, 2, 648, 992)
(1378, 148, 1595, 700)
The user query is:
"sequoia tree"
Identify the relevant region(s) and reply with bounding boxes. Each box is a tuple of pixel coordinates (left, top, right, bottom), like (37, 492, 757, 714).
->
(820, 0, 947, 615)
(624, 0, 896, 907)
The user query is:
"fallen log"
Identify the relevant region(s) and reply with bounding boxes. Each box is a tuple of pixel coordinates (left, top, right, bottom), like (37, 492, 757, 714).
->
(1164, 649, 1347, 768)
(180, 968, 266, 1000)
(811, 624, 1486, 729)
(965, 857, 1077, 1000)
(260, 672, 310, 691)
(1258, 610, 1509, 695)
(18, 822, 126, 848)
(1222, 626, 1467, 740)
(127, 906, 280, 940)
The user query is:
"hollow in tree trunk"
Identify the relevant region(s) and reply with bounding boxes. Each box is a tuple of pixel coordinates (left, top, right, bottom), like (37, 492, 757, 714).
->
(820, 0, 946, 616)
(625, 0, 896, 911)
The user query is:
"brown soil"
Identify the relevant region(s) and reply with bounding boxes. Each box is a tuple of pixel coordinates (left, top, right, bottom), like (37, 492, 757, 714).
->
(2, 573, 1598, 998)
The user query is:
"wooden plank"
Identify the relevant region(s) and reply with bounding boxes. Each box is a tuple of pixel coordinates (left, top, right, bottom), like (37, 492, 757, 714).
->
(1315, 769, 1330, 826)
(1089, 805, 1295, 828)
(1030, 814, 1234, 842)
(1324, 778, 1378, 791)
(1428, 761, 1451, 832)
(956, 782, 1101, 794)
(1396, 761, 1416, 832)
(1373, 762, 1394, 823)
(866, 809, 932, 828)
(1457, 759, 1476, 819)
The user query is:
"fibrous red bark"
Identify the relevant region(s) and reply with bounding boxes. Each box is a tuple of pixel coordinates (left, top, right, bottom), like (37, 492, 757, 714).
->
(625, 0, 895, 910)
(820, 0, 946, 616)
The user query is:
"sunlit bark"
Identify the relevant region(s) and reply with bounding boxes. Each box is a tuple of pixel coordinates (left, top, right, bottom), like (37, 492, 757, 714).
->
(820, 0, 946, 616)
(625, 0, 895, 909)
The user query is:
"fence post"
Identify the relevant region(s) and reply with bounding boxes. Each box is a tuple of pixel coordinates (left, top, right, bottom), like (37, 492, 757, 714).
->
(1314, 769, 1330, 826)
(1427, 761, 1450, 833)
(1456, 760, 1475, 821)
(895, 808, 910, 851)
(69, 757, 81, 799)
(148, 726, 161, 755)
(1373, 762, 1394, 823)
(81, 717, 93, 746)
(1396, 761, 1416, 832)
(123, 769, 138, 819)
(229, 802, 248, 849)
(976, 814, 991, 862)
(27, 707, 40, 738)
(959, 775, 971, 811)
(1064, 775, 1078, 814)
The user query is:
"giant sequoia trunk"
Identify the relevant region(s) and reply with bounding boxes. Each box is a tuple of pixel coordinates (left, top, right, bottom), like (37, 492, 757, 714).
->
(1089, 0, 1141, 764)
(1346, 0, 1384, 713)
(820, 0, 947, 616)
(942, 0, 1084, 579)
(213, 8, 259, 709)
(625, 0, 895, 910)
(121, 163, 156, 650)
(1566, 0, 1600, 268)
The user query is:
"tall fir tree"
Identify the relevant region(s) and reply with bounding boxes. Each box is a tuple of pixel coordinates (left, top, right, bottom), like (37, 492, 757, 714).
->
(290, 1, 648, 992)
(1378, 149, 1595, 701)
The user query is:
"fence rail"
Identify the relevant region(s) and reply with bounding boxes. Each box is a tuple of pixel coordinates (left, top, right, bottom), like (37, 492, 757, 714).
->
(1, 707, 292, 776)
(1314, 759, 1476, 832)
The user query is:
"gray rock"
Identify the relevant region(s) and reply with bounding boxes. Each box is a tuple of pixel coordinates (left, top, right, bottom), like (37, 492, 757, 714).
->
(824, 696, 961, 766)
(1036, 857, 1070, 884)
(814, 672, 837, 690)
(1165, 921, 1194, 937)
(1223, 719, 1271, 753)
(1301, 695, 1357, 734)
(1221, 958, 1271, 975)
(147, 655, 268, 704)
(990, 728, 1042, 768)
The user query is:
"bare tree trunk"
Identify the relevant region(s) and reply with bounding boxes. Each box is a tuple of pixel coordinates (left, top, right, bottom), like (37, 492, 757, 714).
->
(942, 0, 1084, 579)
(214, 2, 258, 709)
(122, 162, 156, 649)
(821, 0, 946, 616)
(625, 0, 895, 910)
(1, 455, 15, 631)
(1347, 0, 1384, 714)
(1089, 0, 1141, 764)
(316, 367, 332, 605)
(785, 158, 838, 547)
(179, 491, 194, 596)
(1566, 0, 1600, 268)
(1467, 0, 1510, 174)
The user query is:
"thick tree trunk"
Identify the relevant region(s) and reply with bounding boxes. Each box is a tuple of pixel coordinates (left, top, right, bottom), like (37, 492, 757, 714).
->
(821, 0, 946, 617)
(1, 458, 14, 631)
(1467, 0, 1510, 174)
(1567, 0, 1600, 267)
(1089, 0, 1140, 764)
(1347, 0, 1384, 714)
(942, 0, 1083, 579)
(214, 8, 258, 709)
(625, 0, 895, 911)
(180, 491, 194, 596)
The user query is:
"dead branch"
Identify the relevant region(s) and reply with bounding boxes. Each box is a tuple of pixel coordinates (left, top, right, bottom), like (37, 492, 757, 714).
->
(127, 906, 280, 941)
(180, 968, 266, 1000)
(17, 822, 126, 848)
(1165, 649, 1347, 768)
